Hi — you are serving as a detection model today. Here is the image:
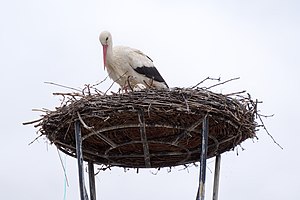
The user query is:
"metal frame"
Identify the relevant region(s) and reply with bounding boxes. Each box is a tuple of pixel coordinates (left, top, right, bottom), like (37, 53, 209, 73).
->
(88, 161, 96, 200)
(196, 115, 209, 200)
(196, 116, 222, 200)
(74, 115, 222, 200)
(212, 154, 221, 200)
(75, 121, 96, 200)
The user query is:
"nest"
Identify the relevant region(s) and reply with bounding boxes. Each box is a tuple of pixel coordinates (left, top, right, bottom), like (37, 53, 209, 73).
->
(26, 85, 259, 169)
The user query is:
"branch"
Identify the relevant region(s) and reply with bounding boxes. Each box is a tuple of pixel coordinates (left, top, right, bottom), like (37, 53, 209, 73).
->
(44, 82, 82, 92)
(104, 81, 117, 95)
(190, 76, 221, 89)
(257, 113, 283, 149)
(206, 77, 240, 90)
(77, 112, 117, 148)
(28, 133, 43, 145)
(23, 118, 43, 126)
(93, 75, 109, 87)
(224, 90, 246, 96)
(77, 112, 94, 130)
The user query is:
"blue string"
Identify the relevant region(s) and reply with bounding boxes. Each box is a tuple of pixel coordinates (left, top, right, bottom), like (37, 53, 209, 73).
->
(63, 155, 67, 200)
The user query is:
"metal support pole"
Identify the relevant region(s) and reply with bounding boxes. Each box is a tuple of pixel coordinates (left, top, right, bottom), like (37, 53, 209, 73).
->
(88, 161, 96, 200)
(212, 155, 221, 200)
(196, 115, 209, 200)
(75, 120, 89, 200)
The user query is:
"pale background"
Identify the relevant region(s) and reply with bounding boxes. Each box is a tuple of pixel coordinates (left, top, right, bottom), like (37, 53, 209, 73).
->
(1, 0, 299, 199)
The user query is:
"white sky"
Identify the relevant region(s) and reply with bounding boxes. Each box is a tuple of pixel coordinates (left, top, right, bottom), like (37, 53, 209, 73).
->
(1, 0, 300, 199)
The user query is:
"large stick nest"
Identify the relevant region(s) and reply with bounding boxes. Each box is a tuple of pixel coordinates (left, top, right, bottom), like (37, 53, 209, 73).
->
(27, 85, 259, 169)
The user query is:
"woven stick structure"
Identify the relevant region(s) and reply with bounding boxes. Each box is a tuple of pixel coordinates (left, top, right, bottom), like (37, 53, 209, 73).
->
(26, 86, 258, 169)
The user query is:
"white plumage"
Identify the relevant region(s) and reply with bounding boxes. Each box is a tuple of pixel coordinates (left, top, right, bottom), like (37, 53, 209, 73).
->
(99, 31, 168, 90)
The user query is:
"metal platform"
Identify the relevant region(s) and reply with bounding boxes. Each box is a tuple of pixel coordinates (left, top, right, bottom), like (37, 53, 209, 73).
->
(74, 116, 221, 200)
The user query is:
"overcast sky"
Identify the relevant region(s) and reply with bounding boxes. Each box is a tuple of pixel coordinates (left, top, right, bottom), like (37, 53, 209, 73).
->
(1, 0, 300, 199)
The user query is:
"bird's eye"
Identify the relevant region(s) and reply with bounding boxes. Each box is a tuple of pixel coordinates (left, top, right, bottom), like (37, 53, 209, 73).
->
(105, 37, 109, 41)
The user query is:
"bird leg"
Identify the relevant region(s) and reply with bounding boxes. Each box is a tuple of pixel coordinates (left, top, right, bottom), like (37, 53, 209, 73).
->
(117, 87, 122, 94)
(143, 80, 151, 88)
(149, 78, 154, 88)
(143, 78, 155, 89)
(118, 86, 128, 93)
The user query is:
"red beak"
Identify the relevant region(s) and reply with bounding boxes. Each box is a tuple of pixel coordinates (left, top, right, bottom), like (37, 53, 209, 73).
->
(102, 45, 108, 70)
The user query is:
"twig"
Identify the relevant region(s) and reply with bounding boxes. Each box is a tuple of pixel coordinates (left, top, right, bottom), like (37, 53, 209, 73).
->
(44, 82, 82, 92)
(77, 112, 117, 148)
(178, 164, 194, 172)
(28, 133, 43, 145)
(224, 90, 246, 96)
(94, 88, 105, 95)
(257, 114, 283, 149)
(52, 92, 83, 96)
(259, 114, 274, 118)
(182, 94, 190, 113)
(190, 77, 221, 89)
(104, 81, 117, 95)
(103, 116, 110, 122)
(32, 108, 51, 112)
(147, 101, 152, 117)
(173, 117, 205, 145)
(52, 92, 83, 106)
(83, 84, 91, 96)
(23, 118, 43, 125)
(77, 112, 94, 130)
(95, 165, 112, 175)
(93, 75, 109, 87)
(150, 168, 161, 175)
(206, 77, 240, 90)
(104, 71, 129, 95)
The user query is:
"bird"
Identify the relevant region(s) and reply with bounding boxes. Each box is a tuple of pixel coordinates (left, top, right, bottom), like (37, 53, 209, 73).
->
(99, 31, 168, 91)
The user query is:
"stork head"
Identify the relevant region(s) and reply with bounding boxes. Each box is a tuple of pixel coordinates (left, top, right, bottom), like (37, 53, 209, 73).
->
(99, 31, 112, 69)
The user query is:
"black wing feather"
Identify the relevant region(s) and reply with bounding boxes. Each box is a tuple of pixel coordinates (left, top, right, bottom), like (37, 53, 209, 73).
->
(134, 66, 166, 83)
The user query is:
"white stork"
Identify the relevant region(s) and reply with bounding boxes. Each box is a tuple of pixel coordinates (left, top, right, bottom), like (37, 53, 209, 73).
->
(99, 31, 168, 91)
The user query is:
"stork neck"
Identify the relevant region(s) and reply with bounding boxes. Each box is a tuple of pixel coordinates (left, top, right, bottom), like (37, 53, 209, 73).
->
(106, 43, 113, 60)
